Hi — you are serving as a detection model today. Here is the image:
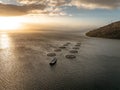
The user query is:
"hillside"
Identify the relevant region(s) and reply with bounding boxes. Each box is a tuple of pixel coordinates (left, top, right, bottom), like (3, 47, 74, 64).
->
(86, 21, 120, 39)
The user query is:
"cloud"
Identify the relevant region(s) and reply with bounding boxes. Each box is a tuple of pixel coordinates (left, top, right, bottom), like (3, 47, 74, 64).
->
(0, 0, 69, 16)
(71, 0, 120, 9)
(17, 0, 120, 9)
(18, 0, 71, 6)
(0, 3, 45, 16)
(17, 0, 44, 4)
(0, 0, 120, 16)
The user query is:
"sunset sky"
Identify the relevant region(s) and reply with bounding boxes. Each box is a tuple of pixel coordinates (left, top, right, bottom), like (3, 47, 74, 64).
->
(0, 0, 120, 31)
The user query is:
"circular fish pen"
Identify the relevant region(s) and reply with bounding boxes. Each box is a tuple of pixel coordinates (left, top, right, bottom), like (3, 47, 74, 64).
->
(75, 44, 81, 47)
(69, 50, 78, 53)
(77, 43, 81, 45)
(47, 53, 56, 57)
(54, 49, 62, 52)
(65, 55, 76, 59)
(59, 46, 66, 49)
(72, 47, 79, 49)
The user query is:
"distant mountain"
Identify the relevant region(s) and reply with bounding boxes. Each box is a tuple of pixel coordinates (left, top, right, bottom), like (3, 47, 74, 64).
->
(86, 21, 120, 39)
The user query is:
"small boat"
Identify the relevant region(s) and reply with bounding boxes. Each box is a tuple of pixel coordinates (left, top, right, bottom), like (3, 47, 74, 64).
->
(49, 57, 57, 66)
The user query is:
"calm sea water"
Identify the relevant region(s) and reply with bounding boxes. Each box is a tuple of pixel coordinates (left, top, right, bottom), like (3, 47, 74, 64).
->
(0, 31, 120, 90)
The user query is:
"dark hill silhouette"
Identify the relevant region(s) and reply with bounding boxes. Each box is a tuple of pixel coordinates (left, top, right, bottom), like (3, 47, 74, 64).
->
(86, 21, 120, 39)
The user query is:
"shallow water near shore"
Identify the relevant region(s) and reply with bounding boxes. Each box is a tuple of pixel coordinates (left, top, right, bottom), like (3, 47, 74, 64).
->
(0, 30, 120, 90)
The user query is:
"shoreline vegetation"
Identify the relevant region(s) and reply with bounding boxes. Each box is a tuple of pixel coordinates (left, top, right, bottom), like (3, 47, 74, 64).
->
(86, 21, 120, 39)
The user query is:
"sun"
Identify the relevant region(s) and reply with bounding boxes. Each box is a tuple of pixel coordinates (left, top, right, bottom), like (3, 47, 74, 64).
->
(0, 17, 23, 31)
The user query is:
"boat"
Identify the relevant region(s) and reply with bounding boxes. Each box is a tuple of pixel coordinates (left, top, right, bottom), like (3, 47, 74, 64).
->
(49, 57, 57, 66)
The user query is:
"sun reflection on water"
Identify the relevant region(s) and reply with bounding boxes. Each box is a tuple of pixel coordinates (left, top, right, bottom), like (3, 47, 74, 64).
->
(0, 33, 11, 49)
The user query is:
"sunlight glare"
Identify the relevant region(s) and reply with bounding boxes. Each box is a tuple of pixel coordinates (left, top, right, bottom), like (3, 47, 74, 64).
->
(0, 33, 11, 49)
(0, 17, 23, 31)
